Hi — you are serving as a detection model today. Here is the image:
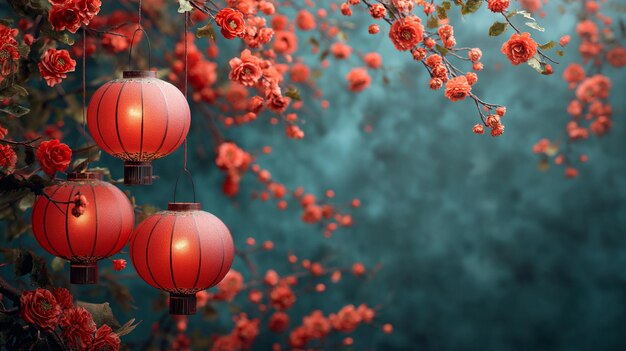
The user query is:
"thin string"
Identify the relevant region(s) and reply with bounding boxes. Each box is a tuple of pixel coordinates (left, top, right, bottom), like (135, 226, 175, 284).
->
(138, 0, 142, 27)
(128, 0, 149, 70)
(183, 11, 189, 172)
(172, 11, 195, 203)
(82, 26, 90, 169)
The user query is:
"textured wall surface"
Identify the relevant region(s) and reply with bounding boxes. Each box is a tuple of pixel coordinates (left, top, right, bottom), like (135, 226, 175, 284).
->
(3, 2, 626, 350)
(138, 6, 626, 349)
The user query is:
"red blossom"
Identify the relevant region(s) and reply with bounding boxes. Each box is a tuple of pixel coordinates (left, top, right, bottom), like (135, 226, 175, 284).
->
(229, 49, 263, 87)
(444, 76, 472, 102)
(38, 49, 76, 87)
(36, 139, 72, 176)
(52, 288, 74, 310)
(215, 8, 246, 39)
(0, 144, 17, 171)
(388, 15, 424, 51)
(20, 289, 61, 331)
(88, 324, 120, 351)
(113, 259, 127, 271)
(501, 32, 538, 65)
(213, 270, 243, 301)
(59, 307, 96, 349)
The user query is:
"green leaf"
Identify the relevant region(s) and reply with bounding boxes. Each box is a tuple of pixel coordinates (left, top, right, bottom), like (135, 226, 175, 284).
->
(6, 0, 49, 16)
(488, 22, 508, 36)
(40, 24, 75, 46)
(461, 0, 483, 15)
(116, 318, 141, 337)
(196, 23, 215, 40)
(0, 18, 14, 26)
(17, 44, 30, 58)
(9, 249, 51, 287)
(556, 50, 564, 57)
(427, 16, 439, 29)
(0, 84, 28, 99)
(13, 249, 33, 276)
(70, 149, 100, 173)
(51, 257, 66, 272)
(539, 41, 556, 50)
(17, 192, 35, 211)
(436, 5, 448, 20)
(285, 87, 301, 101)
(436, 44, 448, 56)
(178, 0, 193, 13)
(525, 21, 545, 32)
(30, 253, 51, 287)
(526, 54, 544, 74)
(337, 31, 348, 42)
(319, 49, 330, 62)
(442, 1, 452, 10)
(0, 104, 30, 117)
(77, 302, 121, 329)
(508, 10, 535, 20)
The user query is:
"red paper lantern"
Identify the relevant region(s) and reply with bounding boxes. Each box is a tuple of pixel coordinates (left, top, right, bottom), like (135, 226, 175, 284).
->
(87, 70, 191, 185)
(31, 172, 135, 284)
(129, 202, 234, 315)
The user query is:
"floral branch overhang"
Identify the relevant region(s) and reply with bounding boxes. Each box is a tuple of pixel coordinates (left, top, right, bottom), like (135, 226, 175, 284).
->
(0, 0, 624, 350)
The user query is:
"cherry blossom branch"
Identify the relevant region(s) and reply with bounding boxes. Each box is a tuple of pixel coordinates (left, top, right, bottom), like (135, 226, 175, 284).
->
(500, 12, 559, 64)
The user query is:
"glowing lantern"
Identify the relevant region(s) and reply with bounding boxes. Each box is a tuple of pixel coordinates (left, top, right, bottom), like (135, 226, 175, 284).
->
(87, 71, 191, 185)
(31, 172, 135, 284)
(129, 202, 234, 315)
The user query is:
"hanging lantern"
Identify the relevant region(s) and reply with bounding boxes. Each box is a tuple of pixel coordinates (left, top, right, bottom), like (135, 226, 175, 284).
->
(31, 172, 135, 284)
(129, 202, 234, 315)
(86, 71, 191, 185)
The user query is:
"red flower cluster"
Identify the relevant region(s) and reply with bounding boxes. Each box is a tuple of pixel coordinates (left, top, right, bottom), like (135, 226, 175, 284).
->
(36, 139, 72, 176)
(38, 49, 76, 87)
(93, 11, 142, 53)
(346, 67, 371, 92)
(113, 258, 127, 271)
(215, 142, 252, 197)
(170, 34, 217, 103)
(210, 313, 259, 351)
(48, 0, 101, 33)
(60, 307, 96, 349)
(501, 32, 538, 65)
(20, 288, 62, 331)
(487, 0, 511, 12)
(438, 25, 456, 49)
(444, 76, 472, 102)
(215, 8, 246, 39)
(0, 144, 17, 172)
(20, 288, 120, 351)
(389, 15, 424, 51)
(288, 305, 376, 348)
(212, 270, 244, 301)
(229, 49, 263, 86)
(0, 24, 20, 78)
(71, 192, 89, 217)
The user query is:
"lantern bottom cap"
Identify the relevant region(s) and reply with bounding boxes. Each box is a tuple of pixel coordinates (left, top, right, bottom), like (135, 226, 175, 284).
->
(70, 262, 98, 285)
(124, 161, 153, 186)
(169, 293, 197, 315)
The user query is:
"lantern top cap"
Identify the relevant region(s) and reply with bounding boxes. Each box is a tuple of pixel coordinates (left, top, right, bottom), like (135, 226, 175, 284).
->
(168, 202, 201, 212)
(123, 70, 157, 79)
(68, 171, 103, 181)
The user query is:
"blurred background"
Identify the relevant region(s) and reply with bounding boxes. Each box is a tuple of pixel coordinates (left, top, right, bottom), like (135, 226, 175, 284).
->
(2, 0, 626, 350)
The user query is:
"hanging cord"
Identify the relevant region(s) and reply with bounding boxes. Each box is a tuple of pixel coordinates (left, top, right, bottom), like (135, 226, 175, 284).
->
(183, 11, 188, 172)
(173, 11, 196, 203)
(127, 0, 152, 70)
(82, 26, 91, 170)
